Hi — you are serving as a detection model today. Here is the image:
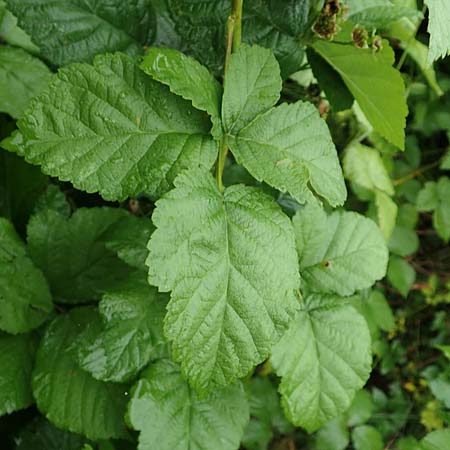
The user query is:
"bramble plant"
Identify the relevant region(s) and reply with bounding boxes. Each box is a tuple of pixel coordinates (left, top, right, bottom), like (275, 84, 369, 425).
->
(1, 0, 450, 449)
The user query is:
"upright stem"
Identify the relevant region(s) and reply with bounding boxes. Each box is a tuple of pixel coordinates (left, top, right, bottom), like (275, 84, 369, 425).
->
(215, 0, 243, 191)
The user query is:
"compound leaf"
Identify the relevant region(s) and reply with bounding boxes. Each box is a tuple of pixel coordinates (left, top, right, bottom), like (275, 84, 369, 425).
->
(0, 332, 38, 415)
(147, 169, 300, 391)
(227, 101, 346, 207)
(77, 275, 168, 383)
(5, 0, 156, 66)
(222, 44, 281, 134)
(27, 207, 131, 304)
(13, 52, 217, 201)
(271, 294, 372, 432)
(293, 202, 388, 296)
(127, 359, 249, 450)
(32, 307, 129, 440)
(0, 217, 52, 333)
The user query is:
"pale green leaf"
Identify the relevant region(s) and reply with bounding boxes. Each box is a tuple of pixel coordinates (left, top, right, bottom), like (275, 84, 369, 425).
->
(27, 207, 131, 304)
(14, 52, 217, 201)
(0, 218, 52, 334)
(364, 291, 395, 333)
(417, 181, 439, 211)
(271, 294, 372, 432)
(421, 429, 450, 450)
(436, 345, 450, 361)
(228, 101, 347, 207)
(425, 0, 450, 65)
(344, 144, 394, 195)
(312, 34, 407, 149)
(222, 44, 281, 134)
(77, 275, 168, 382)
(293, 202, 388, 296)
(0, 46, 51, 119)
(5, 0, 156, 66)
(141, 47, 223, 137)
(0, 332, 37, 415)
(441, 150, 450, 170)
(32, 308, 129, 440)
(374, 189, 398, 240)
(315, 418, 350, 450)
(352, 425, 384, 450)
(127, 359, 249, 450)
(345, 390, 373, 427)
(388, 226, 419, 257)
(387, 256, 416, 297)
(147, 169, 300, 391)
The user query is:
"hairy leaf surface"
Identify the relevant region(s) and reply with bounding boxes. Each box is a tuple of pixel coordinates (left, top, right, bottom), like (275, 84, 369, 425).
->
(271, 294, 372, 432)
(127, 359, 249, 450)
(14, 53, 217, 201)
(32, 308, 129, 440)
(147, 170, 300, 391)
(293, 202, 388, 296)
(0, 217, 52, 333)
(228, 101, 346, 207)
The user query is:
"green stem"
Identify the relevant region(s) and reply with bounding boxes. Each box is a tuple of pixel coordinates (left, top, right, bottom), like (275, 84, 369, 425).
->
(393, 160, 440, 186)
(215, 0, 244, 191)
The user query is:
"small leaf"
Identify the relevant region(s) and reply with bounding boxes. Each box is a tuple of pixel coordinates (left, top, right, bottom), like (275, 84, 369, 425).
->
(315, 417, 349, 450)
(228, 101, 347, 207)
(14, 52, 217, 201)
(6, 0, 156, 66)
(345, 390, 373, 427)
(293, 202, 388, 296)
(222, 44, 281, 134)
(374, 189, 398, 241)
(147, 169, 300, 391)
(0, 218, 52, 333)
(0, 46, 51, 119)
(27, 207, 131, 304)
(141, 47, 223, 137)
(387, 256, 416, 297)
(77, 274, 168, 383)
(312, 31, 407, 149)
(364, 291, 395, 333)
(424, 0, 450, 65)
(0, 332, 37, 415)
(352, 425, 384, 450)
(32, 307, 129, 440)
(421, 429, 450, 450)
(271, 293, 372, 432)
(127, 359, 249, 450)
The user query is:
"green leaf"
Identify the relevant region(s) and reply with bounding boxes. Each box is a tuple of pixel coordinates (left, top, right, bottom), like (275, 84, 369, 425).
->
(345, 390, 373, 427)
(397, 203, 418, 230)
(32, 307, 129, 440)
(352, 425, 384, 450)
(312, 33, 407, 149)
(417, 177, 450, 242)
(15, 418, 87, 450)
(387, 256, 416, 297)
(222, 44, 281, 134)
(425, 0, 450, 65)
(421, 429, 450, 450)
(127, 359, 249, 450)
(147, 169, 300, 391)
(0, 332, 37, 415)
(140, 47, 222, 137)
(441, 150, 450, 170)
(374, 189, 398, 240)
(0, 218, 52, 333)
(27, 207, 131, 304)
(0, 46, 51, 119)
(344, 144, 394, 195)
(0, 151, 48, 230)
(14, 52, 217, 201)
(5, 0, 156, 66)
(315, 418, 350, 450)
(388, 226, 419, 257)
(363, 290, 395, 333)
(34, 184, 71, 217)
(271, 294, 372, 432)
(77, 275, 168, 383)
(293, 202, 388, 296)
(227, 101, 347, 207)
(102, 214, 154, 270)
(0, 1, 38, 52)
(436, 345, 450, 361)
